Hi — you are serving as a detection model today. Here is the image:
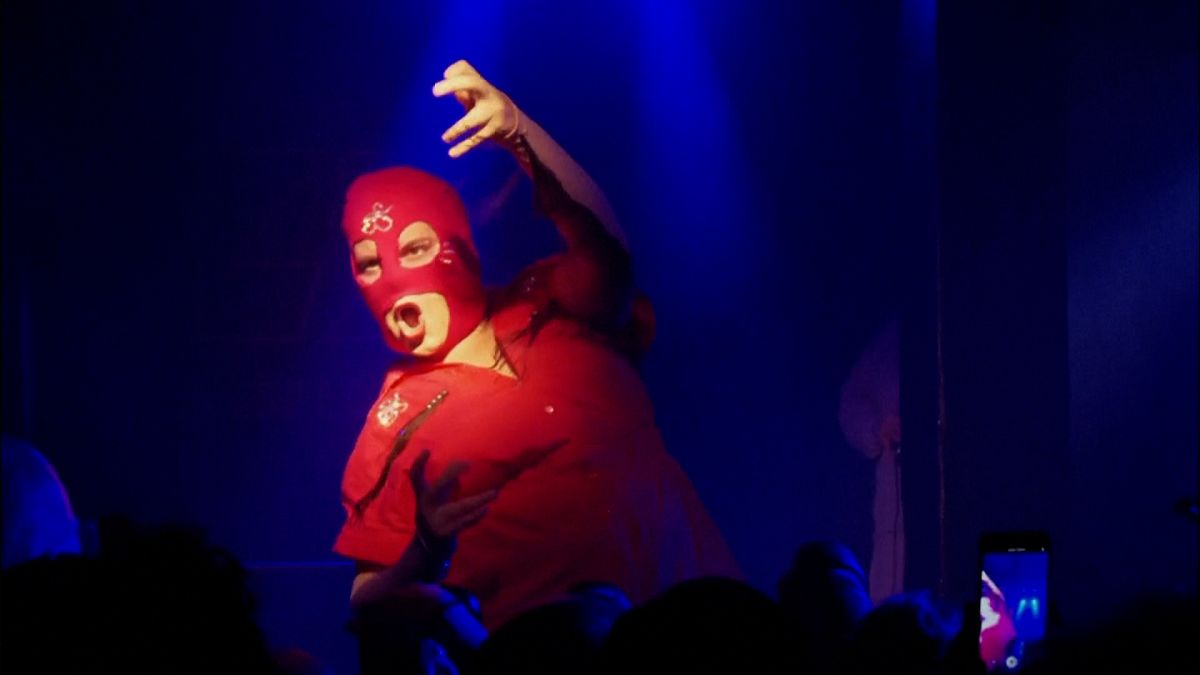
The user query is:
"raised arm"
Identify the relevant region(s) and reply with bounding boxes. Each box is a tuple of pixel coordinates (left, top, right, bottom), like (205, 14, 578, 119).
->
(433, 61, 632, 327)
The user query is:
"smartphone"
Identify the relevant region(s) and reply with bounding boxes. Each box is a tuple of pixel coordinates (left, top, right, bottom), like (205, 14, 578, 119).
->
(978, 531, 1049, 672)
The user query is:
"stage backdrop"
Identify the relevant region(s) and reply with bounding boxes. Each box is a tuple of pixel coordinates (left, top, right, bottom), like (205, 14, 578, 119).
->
(3, 1, 1194, 671)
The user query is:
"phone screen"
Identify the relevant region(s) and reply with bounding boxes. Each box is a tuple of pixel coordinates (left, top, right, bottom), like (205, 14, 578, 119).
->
(979, 544, 1048, 671)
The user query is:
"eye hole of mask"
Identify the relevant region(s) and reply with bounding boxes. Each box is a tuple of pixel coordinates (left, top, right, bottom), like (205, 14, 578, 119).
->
(400, 237, 437, 265)
(397, 222, 441, 268)
(353, 240, 382, 284)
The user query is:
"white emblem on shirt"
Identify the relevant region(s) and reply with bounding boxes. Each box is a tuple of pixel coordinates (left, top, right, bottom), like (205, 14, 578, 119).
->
(375, 392, 409, 427)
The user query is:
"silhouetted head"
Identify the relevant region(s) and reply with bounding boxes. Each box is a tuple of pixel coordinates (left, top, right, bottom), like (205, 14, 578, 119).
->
(777, 541, 872, 672)
(601, 576, 797, 675)
(846, 591, 958, 675)
(474, 582, 631, 675)
(778, 541, 872, 639)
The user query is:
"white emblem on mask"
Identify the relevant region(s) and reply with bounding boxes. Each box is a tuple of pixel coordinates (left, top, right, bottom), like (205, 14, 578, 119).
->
(376, 392, 409, 427)
(362, 202, 394, 234)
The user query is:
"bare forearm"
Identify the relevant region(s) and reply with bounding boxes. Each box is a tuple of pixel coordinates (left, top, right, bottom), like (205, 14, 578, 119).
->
(511, 113, 628, 251)
(350, 536, 450, 609)
(349, 546, 488, 650)
(432, 60, 634, 324)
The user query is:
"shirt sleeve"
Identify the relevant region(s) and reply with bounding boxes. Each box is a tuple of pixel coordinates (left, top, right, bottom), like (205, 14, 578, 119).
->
(332, 373, 419, 567)
(333, 468, 417, 567)
(333, 515, 412, 567)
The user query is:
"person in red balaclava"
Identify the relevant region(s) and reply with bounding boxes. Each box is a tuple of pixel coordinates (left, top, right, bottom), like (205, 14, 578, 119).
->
(334, 61, 739, 634)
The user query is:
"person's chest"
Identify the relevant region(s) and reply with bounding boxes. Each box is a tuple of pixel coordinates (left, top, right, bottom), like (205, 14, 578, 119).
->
(351, 366, 578, 497)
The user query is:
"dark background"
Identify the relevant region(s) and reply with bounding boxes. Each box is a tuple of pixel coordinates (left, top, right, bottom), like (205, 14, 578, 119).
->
(4, 1, 1195, 671)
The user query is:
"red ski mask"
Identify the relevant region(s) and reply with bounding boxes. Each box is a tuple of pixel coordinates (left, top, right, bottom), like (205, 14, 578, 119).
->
(342, 167, 486, 359)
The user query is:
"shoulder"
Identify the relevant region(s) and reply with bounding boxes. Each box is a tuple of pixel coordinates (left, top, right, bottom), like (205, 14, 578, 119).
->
(377, 357, 427, 391)
(487, 256, 561, 335)
(496, 256, 562, 305)
(488, 257, 656, 364)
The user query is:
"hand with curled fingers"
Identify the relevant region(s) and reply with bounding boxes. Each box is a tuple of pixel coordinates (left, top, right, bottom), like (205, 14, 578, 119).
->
(433, 59, 523, 158)
(408, 448, 497, 545)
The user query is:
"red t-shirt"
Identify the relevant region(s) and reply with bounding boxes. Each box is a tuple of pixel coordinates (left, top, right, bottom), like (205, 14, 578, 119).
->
(336, 262, 738, 628)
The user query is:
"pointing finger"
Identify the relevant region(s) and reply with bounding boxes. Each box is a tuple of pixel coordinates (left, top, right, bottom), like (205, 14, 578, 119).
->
(408, 449, 432, 494)
(433, 75, 488, 99)
(446, 506, 490, 533)
(442, 106, 490, 143)
(448, 118, 502, 158)
(443, 59, 479, 80)
(440, 490, 498, 521)
(428, 460, 470, 501)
